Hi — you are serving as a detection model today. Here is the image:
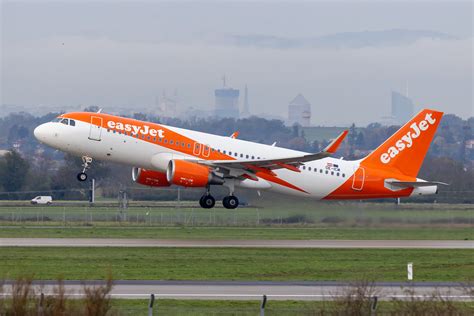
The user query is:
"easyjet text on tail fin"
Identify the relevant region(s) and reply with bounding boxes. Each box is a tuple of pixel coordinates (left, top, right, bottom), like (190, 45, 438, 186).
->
(363, 109, 443, 177)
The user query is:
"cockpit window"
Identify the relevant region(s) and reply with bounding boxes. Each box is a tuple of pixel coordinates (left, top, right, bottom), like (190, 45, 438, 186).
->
(60, 118, 68, 125)
(52, 117, 63, 122)
(69, 119, 76, 126)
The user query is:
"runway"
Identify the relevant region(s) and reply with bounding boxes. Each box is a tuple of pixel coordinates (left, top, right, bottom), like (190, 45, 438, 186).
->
(0, 238, 472, 248)
(1, 280, 471, 300)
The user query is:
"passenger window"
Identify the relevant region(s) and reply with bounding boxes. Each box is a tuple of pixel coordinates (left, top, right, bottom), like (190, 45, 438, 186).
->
(188, 144, 191, 148)
(252, 156, 255, 159)
(164, 139, 168, 143)
(246, 155, 249, 159)
(302, 166, 306, 170)
(69, 120, 76, 126)
(337, 173, 340, 176)
(170, 140, 174, 144)
(223, 151, 227, 154)
(342, 173, 345, 178)
(229, 152, 232, 155)
(240, 153, 243, 158)
(320, 169, 323, 173)
(234, 153, 238, 157)
(331, 171, 334, 175)
(325, 170, 328, 174)
(308, 167, 312, 171)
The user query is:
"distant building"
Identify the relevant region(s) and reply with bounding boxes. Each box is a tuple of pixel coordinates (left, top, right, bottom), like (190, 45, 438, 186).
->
(241, 84, 251, 118)
(215, 78, 240, 118)
(288, 94, 311, 127)
(391, 91, 414, 124)
(157, 91, 178, 118)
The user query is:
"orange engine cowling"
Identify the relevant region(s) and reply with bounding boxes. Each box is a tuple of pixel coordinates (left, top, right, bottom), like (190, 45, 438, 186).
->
(166, 160, 224, 187)
(132, 167, 171, 187)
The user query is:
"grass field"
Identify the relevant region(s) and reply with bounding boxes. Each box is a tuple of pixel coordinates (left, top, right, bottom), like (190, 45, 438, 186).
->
(0, 298, 471, 315)
(110, 299, 474, 316)
(0, 201, 472, 229)
(1, 226, 472, 240)
(1, 247, 473, 282)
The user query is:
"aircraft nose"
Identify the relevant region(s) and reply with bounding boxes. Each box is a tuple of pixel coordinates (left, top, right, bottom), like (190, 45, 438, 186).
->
(34, 124, 48, 142)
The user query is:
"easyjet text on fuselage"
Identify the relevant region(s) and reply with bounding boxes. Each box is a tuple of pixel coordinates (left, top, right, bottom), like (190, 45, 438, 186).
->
(107, 121, 165, 138)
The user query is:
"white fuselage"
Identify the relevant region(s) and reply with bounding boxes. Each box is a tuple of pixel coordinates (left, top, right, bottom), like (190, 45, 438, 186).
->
(35, 118, 358, 199)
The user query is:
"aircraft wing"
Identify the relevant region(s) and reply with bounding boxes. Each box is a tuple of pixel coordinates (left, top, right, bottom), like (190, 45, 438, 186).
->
(198, 130, 348, 173)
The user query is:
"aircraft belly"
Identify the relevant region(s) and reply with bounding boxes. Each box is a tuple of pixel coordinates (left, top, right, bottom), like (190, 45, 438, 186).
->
(270, 166, 352, 200)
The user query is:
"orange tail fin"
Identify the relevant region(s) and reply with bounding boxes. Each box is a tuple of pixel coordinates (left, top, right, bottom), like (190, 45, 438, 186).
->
(363, 109, 443, 177)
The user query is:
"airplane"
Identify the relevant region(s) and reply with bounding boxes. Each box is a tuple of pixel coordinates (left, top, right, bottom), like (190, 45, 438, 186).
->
(34, 109, 446, 209)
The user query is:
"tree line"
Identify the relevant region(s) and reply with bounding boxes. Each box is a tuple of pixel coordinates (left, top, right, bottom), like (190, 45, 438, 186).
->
(0, 111, 472, 202)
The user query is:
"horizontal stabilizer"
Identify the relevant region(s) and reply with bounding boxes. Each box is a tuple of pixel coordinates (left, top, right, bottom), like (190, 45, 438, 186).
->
(386, 180, 449, 188)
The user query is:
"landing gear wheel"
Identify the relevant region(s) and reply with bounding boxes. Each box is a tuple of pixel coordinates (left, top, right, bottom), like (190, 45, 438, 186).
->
(78, 156, 93, 182)
(77, 172, 88, 182)
(199, 195, 215, 209)
(223, 196, 239, 209)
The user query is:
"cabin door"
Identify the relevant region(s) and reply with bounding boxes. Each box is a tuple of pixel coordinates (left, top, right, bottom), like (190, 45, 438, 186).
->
(89, 116, 103, 141)
(351, 167, 365, 191)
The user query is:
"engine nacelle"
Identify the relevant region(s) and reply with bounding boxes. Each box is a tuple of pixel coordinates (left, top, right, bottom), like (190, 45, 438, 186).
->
(166, 160, 224, 187)
(132, 167, 171, 187)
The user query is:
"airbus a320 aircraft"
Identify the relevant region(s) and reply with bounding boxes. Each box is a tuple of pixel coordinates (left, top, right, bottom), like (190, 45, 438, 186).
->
(34, 109, 446, 209)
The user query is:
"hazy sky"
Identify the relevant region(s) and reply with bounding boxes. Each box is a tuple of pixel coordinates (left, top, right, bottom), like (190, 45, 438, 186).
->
(1, 0, 473, 125)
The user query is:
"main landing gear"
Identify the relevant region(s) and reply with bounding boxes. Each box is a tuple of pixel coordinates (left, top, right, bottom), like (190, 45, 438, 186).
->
(198, 185, 239, 209)
(199, 194, 216, 209)
(77, 156, 93, 182)
(222, 195, 239, 209)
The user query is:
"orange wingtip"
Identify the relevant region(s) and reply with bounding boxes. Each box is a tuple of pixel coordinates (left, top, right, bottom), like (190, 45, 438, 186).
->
(324, 130, 349, 154)
(230, 131, 239, 139)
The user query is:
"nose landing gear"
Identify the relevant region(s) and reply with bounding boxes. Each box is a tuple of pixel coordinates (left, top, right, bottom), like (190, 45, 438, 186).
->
(77, 156, 93, 182)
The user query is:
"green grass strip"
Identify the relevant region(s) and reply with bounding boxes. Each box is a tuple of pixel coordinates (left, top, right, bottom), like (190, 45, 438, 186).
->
(0, 226, 472, 240)
(1, 247, 473, 282)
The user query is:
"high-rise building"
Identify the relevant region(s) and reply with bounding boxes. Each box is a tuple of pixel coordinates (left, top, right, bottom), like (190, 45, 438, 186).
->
(391, 91, 414, 124)
(288, 94, 311, 127)
(157, 90, 178, 117)
(241, 84, 251, 118)
(215, 78, 240, 118)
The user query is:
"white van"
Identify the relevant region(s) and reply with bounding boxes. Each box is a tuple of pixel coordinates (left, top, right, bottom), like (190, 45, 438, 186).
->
(31, 196, 53, 205)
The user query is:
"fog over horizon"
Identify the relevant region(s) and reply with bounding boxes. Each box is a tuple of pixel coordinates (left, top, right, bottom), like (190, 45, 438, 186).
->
(1, 1, 473, 125)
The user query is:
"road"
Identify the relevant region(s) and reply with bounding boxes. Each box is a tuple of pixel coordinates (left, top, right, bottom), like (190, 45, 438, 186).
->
(1, 280, 471, 300)
(0, 238, 472, 248)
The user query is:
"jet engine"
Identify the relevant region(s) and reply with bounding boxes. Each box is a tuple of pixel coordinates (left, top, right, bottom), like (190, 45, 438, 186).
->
(166, 160, 224, 187)
(132, 167, 171, 187)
